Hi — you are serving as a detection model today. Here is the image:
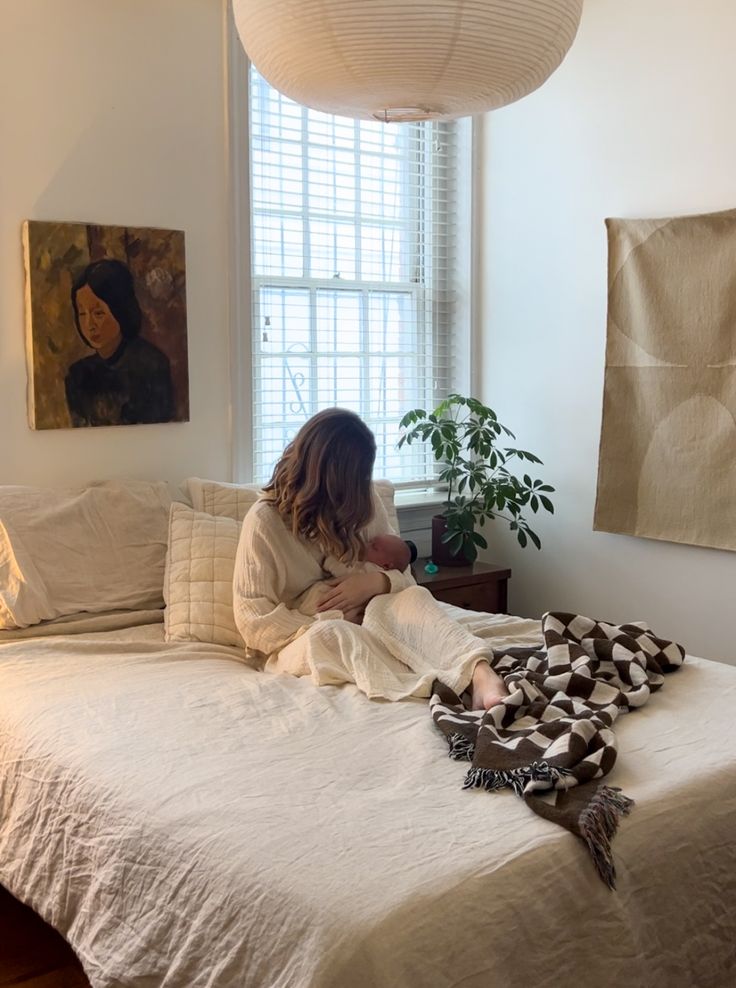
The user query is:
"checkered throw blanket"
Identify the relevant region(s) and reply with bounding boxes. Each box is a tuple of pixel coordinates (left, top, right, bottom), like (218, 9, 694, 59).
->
(430, 612, 685, 888)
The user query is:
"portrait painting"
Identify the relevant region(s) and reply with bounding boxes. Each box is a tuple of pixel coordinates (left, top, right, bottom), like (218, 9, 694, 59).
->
(22, 220, 190, 429)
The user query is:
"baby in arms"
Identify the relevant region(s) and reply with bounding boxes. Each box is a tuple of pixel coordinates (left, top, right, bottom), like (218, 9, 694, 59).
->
(296, 533, 416, 617)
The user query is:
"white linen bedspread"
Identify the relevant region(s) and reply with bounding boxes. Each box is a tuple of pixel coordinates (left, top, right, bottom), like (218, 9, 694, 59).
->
(0, 610, 735, 988)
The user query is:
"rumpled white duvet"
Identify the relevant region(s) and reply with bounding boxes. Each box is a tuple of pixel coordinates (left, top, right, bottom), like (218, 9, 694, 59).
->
(1, 608, 735, 988)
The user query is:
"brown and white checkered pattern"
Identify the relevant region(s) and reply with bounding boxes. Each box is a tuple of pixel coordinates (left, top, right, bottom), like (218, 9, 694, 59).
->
(430, 611, 685, 887)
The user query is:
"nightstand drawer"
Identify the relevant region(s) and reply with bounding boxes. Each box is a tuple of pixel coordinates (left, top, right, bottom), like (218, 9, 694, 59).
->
(431, 582, 503, 613)
(414, 559, 510, 614)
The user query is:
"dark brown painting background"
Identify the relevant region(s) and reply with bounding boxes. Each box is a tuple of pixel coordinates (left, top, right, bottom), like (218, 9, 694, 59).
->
(24, 220, 189, 429)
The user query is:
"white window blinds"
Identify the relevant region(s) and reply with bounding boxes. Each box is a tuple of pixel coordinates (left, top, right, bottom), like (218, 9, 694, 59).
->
(249, 67, 468, 485)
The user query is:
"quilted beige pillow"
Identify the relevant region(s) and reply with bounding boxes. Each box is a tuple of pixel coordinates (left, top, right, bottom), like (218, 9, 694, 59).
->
(182, 477, 400, 532)
(164, 502, 244, 648)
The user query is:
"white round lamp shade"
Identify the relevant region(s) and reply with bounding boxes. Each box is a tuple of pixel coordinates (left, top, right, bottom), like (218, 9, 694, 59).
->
(233, 0, 583, 121)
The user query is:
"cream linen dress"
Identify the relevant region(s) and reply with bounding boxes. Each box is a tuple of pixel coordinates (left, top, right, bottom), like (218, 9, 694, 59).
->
(232, 493, 501, 701)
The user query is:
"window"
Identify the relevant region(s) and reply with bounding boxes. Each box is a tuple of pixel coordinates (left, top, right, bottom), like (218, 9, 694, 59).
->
(247, 67, 471, 486)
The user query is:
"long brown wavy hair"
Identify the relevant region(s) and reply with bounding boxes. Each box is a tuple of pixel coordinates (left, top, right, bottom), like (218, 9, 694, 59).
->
(264, 408, 377, 562)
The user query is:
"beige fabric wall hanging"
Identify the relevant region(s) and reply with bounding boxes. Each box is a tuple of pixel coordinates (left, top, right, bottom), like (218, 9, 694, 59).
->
(594, 208, 736, 552)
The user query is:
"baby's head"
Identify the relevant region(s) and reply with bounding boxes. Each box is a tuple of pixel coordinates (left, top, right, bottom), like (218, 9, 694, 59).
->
(364, 533, 412, 571)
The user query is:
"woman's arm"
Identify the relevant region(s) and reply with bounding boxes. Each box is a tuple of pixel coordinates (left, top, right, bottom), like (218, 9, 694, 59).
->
(233, 505, 332, 655)
(315, 570, 389, 613)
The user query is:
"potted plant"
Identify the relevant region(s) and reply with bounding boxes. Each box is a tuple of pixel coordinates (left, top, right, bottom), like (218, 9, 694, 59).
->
(398, 394, 554, 565)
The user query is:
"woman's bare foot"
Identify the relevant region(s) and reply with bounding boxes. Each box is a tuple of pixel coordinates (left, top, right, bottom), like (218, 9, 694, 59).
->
(470, 660, 509, 711)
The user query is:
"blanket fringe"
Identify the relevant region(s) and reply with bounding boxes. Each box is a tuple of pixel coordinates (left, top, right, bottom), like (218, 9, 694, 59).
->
(447, 732, 475, 761)
(462, 761, 565, 797)
(580, 786, 635, 891)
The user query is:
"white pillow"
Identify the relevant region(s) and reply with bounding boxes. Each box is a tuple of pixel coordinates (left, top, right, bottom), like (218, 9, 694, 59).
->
(0, 519, 52, 629)
(182, 477, 262, 524)
(164, 502, 243, 648)
(0, 480, 171, 630)
(373, 480, 400, 534)
(182, 477, 400, 533)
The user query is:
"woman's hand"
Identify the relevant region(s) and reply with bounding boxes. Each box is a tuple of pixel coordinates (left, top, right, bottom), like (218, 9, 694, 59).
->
(342, 606, 365, 625)
(317, 571, 389, 613)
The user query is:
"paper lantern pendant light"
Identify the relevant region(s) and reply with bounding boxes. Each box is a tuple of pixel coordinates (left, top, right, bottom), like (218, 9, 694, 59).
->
(232, 0, 583, 122)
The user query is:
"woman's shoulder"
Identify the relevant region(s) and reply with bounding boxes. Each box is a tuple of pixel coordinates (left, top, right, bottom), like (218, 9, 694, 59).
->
(248, 495, 272, 513)
(241, 498, 303, 555)
(243, 496, 282, 530)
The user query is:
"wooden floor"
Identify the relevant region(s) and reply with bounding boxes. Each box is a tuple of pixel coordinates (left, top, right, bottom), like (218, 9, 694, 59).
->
(0, 885, 90, 987)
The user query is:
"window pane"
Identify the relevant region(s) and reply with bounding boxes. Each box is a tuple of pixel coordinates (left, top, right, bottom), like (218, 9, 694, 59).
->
(368, 292, 417, 353)
(360, 153, 404, 221)
(252, 146, 303, 210)
(361, 225, 409, 282)
(309, 220, 357, 280)
(257, 354, 311, 427)
(257, 288, 311, 351)
(253, 215, 304, 278)
(306, 109, 356, 151)
(316, 290, 362, 352)
(307, 146, 356, 215)
(316, 357, 362, 411)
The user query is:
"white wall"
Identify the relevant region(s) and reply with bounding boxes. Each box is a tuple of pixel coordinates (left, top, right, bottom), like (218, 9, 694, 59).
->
(0, 0, 231, 488)
(479, 0, 736, 662)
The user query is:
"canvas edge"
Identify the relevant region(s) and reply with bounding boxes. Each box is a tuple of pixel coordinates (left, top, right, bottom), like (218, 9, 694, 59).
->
(21, 220, 38, 430)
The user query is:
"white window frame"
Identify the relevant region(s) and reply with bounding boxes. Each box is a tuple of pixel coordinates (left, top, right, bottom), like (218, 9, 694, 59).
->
(225, 3, 482, 510)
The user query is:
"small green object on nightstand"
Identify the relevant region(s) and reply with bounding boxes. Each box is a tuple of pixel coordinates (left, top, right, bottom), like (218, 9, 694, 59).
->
(424, 560, 439, 574)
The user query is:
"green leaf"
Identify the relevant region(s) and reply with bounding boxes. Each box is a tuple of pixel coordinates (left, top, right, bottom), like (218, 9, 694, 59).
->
(528, 529, 541, 550)
(540, 495, 554, 513)
(448, 533, 464, 555)
(517, 529, 527, 548)
(464, 542, 478, 563)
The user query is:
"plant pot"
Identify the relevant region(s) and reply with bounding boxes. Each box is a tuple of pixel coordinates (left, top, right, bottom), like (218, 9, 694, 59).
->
(431, 514, 468, 566)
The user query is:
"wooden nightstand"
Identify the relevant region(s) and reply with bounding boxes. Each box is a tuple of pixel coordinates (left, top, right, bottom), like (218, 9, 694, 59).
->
(413, 558, 511, 614)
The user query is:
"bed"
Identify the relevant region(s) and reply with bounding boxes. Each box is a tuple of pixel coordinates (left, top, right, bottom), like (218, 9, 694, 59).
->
(1, 479, 735, 988)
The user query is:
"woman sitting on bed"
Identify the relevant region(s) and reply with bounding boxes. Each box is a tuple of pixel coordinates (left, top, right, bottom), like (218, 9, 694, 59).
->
(232, 408, 508, 710)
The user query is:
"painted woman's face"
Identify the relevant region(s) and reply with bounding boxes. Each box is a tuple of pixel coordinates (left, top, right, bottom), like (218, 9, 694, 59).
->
(75, 284, 123, 359)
